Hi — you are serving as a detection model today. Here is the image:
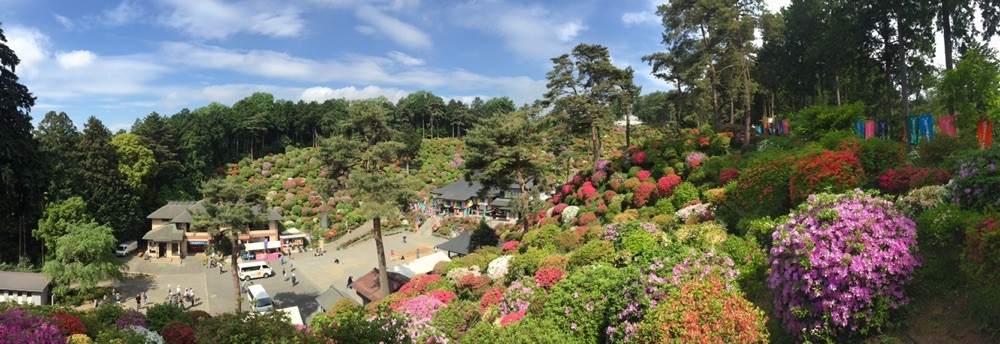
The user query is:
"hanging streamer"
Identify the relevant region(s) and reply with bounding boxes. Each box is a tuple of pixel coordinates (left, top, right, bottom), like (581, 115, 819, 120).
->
(876, 119, 889, 138)
(781, 119, 789, 135)
(854, 120, 865, 139)
(919, 114, 935, 142)
(938, 115, 956, 137)
(907, 115, 920, 145)
(864, 120, 875, 139)
(978, 119, 994, 149)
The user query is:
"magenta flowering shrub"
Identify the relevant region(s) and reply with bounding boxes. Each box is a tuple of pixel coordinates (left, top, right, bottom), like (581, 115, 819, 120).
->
(0, 307, 64, 344)
(767, 190, 920, 339)
(951, 147, 1000, 210)
(498, 280, 536, 320)
(685, 152, 706, 168)
(116, 309, 147, 329)
(397, 295, 448, 342)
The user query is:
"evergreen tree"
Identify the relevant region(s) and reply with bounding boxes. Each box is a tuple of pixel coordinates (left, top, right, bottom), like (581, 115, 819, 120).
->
(468, 221, 499, 252)
(34, 111, 81, 201)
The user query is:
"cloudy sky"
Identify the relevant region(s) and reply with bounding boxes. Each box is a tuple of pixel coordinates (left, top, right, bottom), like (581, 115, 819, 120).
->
(4, 0, 988, 132)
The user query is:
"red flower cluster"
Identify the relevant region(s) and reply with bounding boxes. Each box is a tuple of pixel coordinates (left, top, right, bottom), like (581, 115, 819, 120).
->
(552, 203, 569, 215)
(534, 265, 566, 289)
(49, 311, 86, 336)
(718, 167, 740, 185)
(502, 240, 520, 252)
(577, 212, 599, 226)
(590, 171, 607, 184)
(636, 169, 651, 181)
(428, 289, 457, 304)
(631, 151, 647, 165)
(877, 166, 952, 194)
(479, 286, 505, 310)
(788, 149, 864, 202)
(499, 309, 526, 325)
(397, 274, 441, 296)
(456, 274, 491, 296)
(578, 181, 597, 199)
(697, 135, 710, 147)
(644, 276, 767, 343)
(161, 320, 196, 344)
(657, 174, 682, 196)
(604, 190, 617, 201)
(634, 182, 658, 207)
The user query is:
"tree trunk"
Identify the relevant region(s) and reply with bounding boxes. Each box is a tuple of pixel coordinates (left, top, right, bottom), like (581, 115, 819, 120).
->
(518, 173, 530, 233)
(942, 2, 954, 70)
(590, 122, 600, 165)
(835, 72, 842, 106)
(231, 235, 241, 312)
(897, 14, 910, 144)
(699, 23, 721, 128)
(625, 107, 631, 148)
(373, 217, 389, 297)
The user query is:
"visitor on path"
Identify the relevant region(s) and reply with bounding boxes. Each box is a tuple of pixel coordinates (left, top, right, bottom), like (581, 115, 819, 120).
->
(280, 253, 285, 265)
(291, 273, 297, 286)
(416, 248, 420, 258)
(347, 276, 353, 288)
(189, 290, 195, 308)
(390, 249, 395, 261)
(176, 285, 181, 295)
(400, 255, 405, 261)
(290, 258, 295, 271)
(282, 268, 286, 278)
(334, 258, 340, 264)
(135, 294, 141, 310)
(219, 264, 224, 274)
(93, 298, 98, 308)
(403, 235, 407, 243)
(142, 292, 147, 306)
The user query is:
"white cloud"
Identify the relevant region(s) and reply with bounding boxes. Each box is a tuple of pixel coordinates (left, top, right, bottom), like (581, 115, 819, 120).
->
(4, 26, 49, 78)
(156, 0, 304, 39)
(388, 51, 424, 66)
(299, 85, 410, 102)
(103, 0, 144, 26)
(764, 0, 791, 13)
(355, 5, 432, 49)
(556, 21, 587, 42)
(450, 2, 588, 60)
(56, 50, 97, 69)
(53, 14, 74, 29)
(622, 11, 658, 26)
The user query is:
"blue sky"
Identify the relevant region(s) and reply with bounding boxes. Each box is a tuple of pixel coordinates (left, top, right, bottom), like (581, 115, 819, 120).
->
(35, 0, 995, 133)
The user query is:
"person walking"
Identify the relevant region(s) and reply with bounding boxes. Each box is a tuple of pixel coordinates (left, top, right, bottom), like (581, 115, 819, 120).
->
(142, 292, 147, 307)
(347, 276, 353, 289)
(135, 294, 141, 310)
(282, 267, 286, 278)
(403, 235, 407, 243)
(189, 289, 195, 308)
(289, 258, 295, 271)
(219, 263, 224, 274)
(390, 249, 395, 261)
(290, 272, 297, 286)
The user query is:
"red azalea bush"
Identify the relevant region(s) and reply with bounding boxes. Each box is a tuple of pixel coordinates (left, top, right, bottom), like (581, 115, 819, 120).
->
(552, 203, 569, 216)
(398, 274, 442, 296)
(499, 310, 526, 325)
(49, 310, 86, 336)
(479, 287, 505, 310)
(718, 167, 740, 185)
(963, 215, 1000, 281)
(534, 266, 566, 289)
(636, 276, 768, 343)
(501, 240, 520, 252)
(577, 181, 597, 200)
(657, 174, 682, 196)
(161, 320, 195, 344)
(636, 170, 651, 181)
(604, 190, 617, 201)
(634, 182, 658, 207)
(788, 149, 864, 203)
(577, 212, 599, 226)
(877, 166, 951, 194)
(428, 289, 457, 304)
(631, 151, 647, 165)
(591, 171, 607, 184)
(456, 274, 492, 298)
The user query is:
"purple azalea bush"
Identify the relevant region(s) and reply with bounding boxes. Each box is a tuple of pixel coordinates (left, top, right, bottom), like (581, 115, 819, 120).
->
(767, 190, 920, 339)
(0, 307, 64, 344)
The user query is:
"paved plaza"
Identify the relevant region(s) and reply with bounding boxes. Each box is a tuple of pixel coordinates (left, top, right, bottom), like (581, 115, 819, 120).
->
(109, 228, 447, 321)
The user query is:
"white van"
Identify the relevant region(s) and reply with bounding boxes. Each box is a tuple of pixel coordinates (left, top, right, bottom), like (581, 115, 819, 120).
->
(115, 241, 138, 257)
(237, 261, 274, 281)
(246, 284, 274, 312)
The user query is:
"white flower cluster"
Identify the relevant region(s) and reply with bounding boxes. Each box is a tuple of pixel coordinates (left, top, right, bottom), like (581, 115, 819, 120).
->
(561, 206, 580, 224)
(446, 265, 482, 283)
(487, 255, 514, 280)
(675, 202, 715, 222)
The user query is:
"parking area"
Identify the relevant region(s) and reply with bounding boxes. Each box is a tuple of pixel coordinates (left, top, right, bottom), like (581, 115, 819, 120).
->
(115, 231, 446, 321)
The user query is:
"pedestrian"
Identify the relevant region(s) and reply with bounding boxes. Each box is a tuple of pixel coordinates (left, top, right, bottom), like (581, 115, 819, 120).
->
(135, 294, 141, 310)
(347, 276, 353, 288)
(416, 248, 420, 258)
(176, 285, 181, 296)
(403, 235, 407, 243)
(93, 298, 98, 308)
(190, 290, 195, 308)
(289, 258, 295, 271)
(291, 272, 297, 286)
(390, 249, 395, 261)
(219, 263, 224, 274)
(167, 284, 171, 294)
(334, 258, 340, 264)
(142, 292, 147, 306)
(401, 255, 405, 261)
(282, 267, 286, 277)
(280, 253, 285, 265)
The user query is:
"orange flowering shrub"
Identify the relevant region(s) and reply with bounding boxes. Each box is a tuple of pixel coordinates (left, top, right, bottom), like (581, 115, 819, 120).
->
(636, 276, 767, 343)
(788, 149, 863, 203)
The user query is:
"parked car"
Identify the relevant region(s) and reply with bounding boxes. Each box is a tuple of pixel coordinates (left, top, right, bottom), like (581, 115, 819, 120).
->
(115, 241, 138, 257)
(246, 284, 274, 312)
(237, 261, 274, 281)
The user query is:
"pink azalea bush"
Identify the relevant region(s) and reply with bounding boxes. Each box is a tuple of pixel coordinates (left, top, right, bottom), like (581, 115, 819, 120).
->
(657, 174, 682, 196)
(767, 190, 920, 340)
(501, 240, 520, 252)
(0, 307, 63, 344)
(578, 181, 597, 200)
(685, 152, 706, 168)
(635, 170, 651, 182)
(534, 266, 566, 289)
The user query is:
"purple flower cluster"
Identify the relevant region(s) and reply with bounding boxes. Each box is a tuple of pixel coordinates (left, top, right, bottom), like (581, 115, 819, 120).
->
(599, 224, 619, 241)
(595, 159, 610, 171)
(0, 307, 64, 344)
(397, 295, 448, 343)
(670, 248, 738, 287)
(639, 222, 658, 234)
(951, 150, 1000, 210)
(498, 279, 535, 317)
(116, 309, 147, 329)
(767, 190, 920, 338)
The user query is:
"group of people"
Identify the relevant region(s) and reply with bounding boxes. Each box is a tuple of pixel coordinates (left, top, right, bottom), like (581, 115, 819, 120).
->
(166, 285, 196, 309)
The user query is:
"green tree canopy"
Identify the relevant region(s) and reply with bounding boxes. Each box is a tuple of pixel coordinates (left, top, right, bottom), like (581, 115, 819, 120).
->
(33, 196, 94, 257)
(111, 132, 157, 191)
(939, 46, 1000, 125)
(42, 221, 126, 297)
(469, 221, 499, 252)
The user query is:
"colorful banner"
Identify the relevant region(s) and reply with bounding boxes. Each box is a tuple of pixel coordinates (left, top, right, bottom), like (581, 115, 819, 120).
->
(876, 120, 889, 138)
(907, 115, 920, 145)
(854, 120, 865, 139)
(978, 119, 994, 149)
(864, 120, 875, 139)
(919, 114, 934, 142)
(938, 115, 957, 137)
(754, 124, 762, 134)
(781, 119, 789, 135)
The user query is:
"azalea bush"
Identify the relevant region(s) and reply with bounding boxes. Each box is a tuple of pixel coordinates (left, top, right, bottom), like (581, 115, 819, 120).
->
(896, 185, 951, 217)
(718, 155, 794, 225)
(0, 307, 64, 344)
(963, 214, 1000, 282)
(635, 275, 768, 344)
(160, 320, 195, 344)
(542, 264, 628, 343)
(876, 165, 951, 194)
(951, 146, 1000, 210)
(788, 149, 864, 203)
(768, 190, 920, 340)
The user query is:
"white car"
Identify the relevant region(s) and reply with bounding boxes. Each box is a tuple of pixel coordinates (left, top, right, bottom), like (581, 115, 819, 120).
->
(115, 241, 138, 257)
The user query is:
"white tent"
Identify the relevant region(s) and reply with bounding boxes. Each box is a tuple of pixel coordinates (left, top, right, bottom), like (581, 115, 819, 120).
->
(244, 241, 281, 252)
(388, 251, 451, 278)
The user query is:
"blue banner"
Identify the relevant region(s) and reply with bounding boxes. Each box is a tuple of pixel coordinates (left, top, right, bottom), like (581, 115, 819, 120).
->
(907, 115, 920, 145)
(919, 113, 934, 142)
(854, 120, 865, 139)
(876, 120, 889, 138)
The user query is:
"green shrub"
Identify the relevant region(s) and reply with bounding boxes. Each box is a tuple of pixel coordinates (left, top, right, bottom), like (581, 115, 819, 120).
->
(460, 316, 574, 344)
(566, 239, 614, 269)
(915, 204, 980, 250)
(670, 182, 699, 209)
(915, 132, 978, 168)
(145, 303, 189, 332)
(896, 185, 951, 218)
(735, 216, 783, 249)
(542, 264, 628, 343)
(718, 235, 767, 297)
(431, 300, 482, 341)
(789, 102, 865, 141)
(857, 138, 905, 185)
